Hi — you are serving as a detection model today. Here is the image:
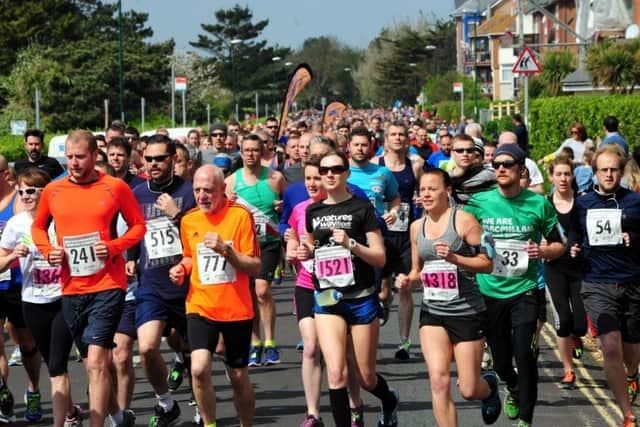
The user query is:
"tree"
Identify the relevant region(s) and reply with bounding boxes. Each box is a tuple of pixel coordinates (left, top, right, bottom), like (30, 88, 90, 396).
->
(586, 39, 640, 94)
(287, 37, 363, 107)
(354, 16, 456, 106)
(190, 4, 291, 116)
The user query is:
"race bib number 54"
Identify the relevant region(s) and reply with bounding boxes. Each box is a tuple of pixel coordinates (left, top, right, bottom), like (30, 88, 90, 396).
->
(586, 209, 622, 246)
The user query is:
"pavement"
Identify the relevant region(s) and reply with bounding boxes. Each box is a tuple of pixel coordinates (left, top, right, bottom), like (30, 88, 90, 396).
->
(3, 278, 626, 426)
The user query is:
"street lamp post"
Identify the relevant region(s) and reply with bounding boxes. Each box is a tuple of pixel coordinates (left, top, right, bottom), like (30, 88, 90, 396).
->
(230, 38, 242, 121)
(409, 63, 418, 105)
(118, 0, 124, 122)
(272, 56, 282, 115)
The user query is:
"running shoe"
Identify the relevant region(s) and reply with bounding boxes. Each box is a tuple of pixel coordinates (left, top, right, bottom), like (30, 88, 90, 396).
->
(248, 346, 263, 367)
(167, 359, 185, 392)
(7, 348, 21, 367)
(376, 388, 399, 427)
(115, 409, 136, 427)
(394, 340, 411, 361)
(63, 405, 84, 427)
(296, 340, 304, 352)
(0, 383, 14, 424)
(23, 389, 42, 422)
(561, 371, 576, 389)
(273, 264, 283, 285)
(628, 372, 639, 403)
(516, 421, 531, 427)
(379, 294, 393, 327)
(300, 414, 324, 427)
(264, 346, 281, 366)
(481, 343, 493, 371)
(480, 372, 501, 425)
(572, 336, 583, 359)
(193, 405, 203, 426)
(149, 402, 180, 427)
(351, 404, 364, 427)
(503, 386, 520, 420)
(622, 412, 637, 427)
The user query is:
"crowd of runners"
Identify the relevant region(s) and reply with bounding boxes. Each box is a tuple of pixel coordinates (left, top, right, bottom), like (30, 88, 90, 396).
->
(0, 109, 636, 427)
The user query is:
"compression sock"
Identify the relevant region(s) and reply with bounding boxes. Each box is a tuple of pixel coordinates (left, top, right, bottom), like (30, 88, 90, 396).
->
(329, 387, 350, 427)
(369, 373, 397, 413)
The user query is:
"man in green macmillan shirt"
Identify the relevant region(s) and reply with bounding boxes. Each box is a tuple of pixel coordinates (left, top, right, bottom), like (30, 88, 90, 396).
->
(465, 144, 565, 427)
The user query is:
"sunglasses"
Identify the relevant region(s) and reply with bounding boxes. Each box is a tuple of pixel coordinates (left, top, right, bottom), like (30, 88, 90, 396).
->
(18, 188, 42, 196)
(319, 165, 348, 176)
(211, 133, 226, 137)
(266, 125, 278, 129)
(144, 154, 171, 163)
(453, 148, 475, 154)
(492, 160, 519, 169)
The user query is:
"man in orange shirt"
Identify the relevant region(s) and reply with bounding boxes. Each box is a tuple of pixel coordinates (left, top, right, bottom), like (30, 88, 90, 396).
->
(31, 129, 146, 427)
(169, 164, 260, 427)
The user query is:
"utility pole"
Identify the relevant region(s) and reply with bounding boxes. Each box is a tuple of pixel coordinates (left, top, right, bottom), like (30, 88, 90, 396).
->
(118, 0, 124, 122)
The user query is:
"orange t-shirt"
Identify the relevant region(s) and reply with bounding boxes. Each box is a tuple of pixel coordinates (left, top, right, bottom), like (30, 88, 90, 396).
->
(181, 200, 259, 322)
(31, 173, 146, 295)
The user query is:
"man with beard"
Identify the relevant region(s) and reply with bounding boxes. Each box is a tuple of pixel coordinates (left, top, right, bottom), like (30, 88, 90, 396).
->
(14, 130, 64, 179)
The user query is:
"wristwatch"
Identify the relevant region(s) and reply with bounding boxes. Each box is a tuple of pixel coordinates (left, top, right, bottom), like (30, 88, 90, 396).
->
(348, 238, 357, 250)
(221, 244, 232, 259)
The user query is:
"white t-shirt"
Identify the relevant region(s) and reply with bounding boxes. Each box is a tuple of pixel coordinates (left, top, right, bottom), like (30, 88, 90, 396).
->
(0, 212, 61, 304)
(525, 158, 544, 186)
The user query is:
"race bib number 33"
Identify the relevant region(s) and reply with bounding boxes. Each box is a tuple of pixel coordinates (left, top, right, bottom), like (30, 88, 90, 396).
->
(492, 239, 529, 277)
(63, 232, 104, 277)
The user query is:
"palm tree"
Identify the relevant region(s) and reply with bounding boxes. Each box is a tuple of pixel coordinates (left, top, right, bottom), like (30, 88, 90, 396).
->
(586, 39, 640, 94)
(539, 50, 575, 96)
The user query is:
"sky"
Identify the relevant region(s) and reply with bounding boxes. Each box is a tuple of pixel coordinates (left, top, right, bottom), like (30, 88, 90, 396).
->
(121, 1, 455, 54)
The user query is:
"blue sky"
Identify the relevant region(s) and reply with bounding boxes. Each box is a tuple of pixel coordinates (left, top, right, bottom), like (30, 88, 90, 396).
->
(122, 1, 455, 54)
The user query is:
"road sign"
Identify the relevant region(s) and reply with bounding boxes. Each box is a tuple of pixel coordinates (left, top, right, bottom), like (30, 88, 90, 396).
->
(453, 82, 463, 93)
(175, 77, 187, 92)
(512, 47, 542, 74)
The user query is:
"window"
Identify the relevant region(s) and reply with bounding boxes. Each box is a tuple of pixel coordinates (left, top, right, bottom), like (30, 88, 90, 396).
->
(501, 65, 514, 82)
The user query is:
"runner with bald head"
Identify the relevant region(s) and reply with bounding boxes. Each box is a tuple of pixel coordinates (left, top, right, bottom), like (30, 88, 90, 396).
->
(169, 164, 260, 427)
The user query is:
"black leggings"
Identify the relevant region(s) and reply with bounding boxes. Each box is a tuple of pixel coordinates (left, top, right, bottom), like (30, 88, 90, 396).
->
(22, 300, 74, 377)
(544, 262, 587, 338)
(484, 291, 538, 424)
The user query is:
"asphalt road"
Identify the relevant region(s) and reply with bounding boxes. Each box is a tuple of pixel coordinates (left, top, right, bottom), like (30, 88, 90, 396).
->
(3, 278, 625, 426)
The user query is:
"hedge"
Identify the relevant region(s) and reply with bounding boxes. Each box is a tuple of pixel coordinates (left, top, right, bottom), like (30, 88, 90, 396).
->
(529, 94, 640, 161)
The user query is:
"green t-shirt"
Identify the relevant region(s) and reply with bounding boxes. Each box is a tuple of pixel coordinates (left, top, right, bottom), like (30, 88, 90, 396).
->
(464, 188, 559, 299)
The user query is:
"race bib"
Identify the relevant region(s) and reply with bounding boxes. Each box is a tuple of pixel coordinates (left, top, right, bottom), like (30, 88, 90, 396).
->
(0, 269, 9, 282)
(144, 217, 182, 260)
(314, 246, 354, 289)
(299, 235, 314, 272)
(421, 259, 459, 301)
(586, 208, 623, 246)
(492, 239, 528, 277)
(63, 232, 104, 277)
(254, 214, 268, 242)
(387, 202, 410, 233)
(32, 258, 61, 298)
(196, 242, 236, 285)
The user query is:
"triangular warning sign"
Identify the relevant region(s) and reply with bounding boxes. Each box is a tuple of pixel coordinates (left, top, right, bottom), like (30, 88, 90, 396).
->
(512, 46, 542, 74)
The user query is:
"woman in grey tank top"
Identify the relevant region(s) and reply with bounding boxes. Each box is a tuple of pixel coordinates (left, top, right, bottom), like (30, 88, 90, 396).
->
(396, 168, 502, 426)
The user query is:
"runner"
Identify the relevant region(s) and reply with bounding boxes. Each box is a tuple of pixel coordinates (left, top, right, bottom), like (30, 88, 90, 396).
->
(31, 129, 146, 427)
(286, 157, 327, 427)
(300, 150, 399, 427)
(570, 144, 640, 427)
(464, 143, 565, 427)
(346, 126, 400, 324)
(14, 129, 64, 178)
(395, 167, 501, 426)
(127, 134, 196, 426)
(225, 133, 287, 367)
(168, 164, 259, 427)
(543, 156, 587, 389)
(0, 168, 82, 427)
(373, 121, 422, 360)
